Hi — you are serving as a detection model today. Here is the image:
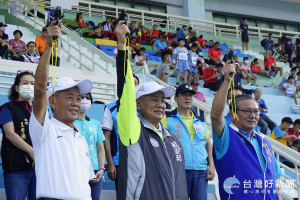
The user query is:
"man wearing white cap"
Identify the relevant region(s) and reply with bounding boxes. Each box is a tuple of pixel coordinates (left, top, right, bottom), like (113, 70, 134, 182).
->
(29, 21, 95, 199)
(115, 21, 188, 200)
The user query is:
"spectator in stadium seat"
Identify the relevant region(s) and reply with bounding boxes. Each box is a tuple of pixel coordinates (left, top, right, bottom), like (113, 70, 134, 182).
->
(294, 38, 300, 66)
(280, 76, 298, 105)
(75, 12, 92, 29)
(197, 35, 207, 49)
(241, 57, 257, 85)
(74, 92, 106, 200)
(129, 21, 139, 37)
(9, 30, 27, 57)
(101, 17, 112, 38)
(254, 88, 277, 135)
(129, 36, 140, 58)
(281, 36, 293, 67)
(250, 58, 269, 76)
(163, 84, 215, 200)
(271, 117, 296, 146)
(19, 41, 40, 63)
(139, 26, 150, 44)
(174, 38, 189, 85)
(262, 33, 275, 57)
(152, 34, 167, 56)
(35, 27, 47, 55)
(177, 25, 187, 41)
(239, 18, 249, 50)
(274, 38, 283, 54)
(149, 24, 160, 40)
(207, 40, 214, 48)
(287, 119, 300, 141)
(203, 60, 222, 91)
(208, 42, 221, 63)
(134, 47, 157, 69)
(264, 55, 283, 77)
(156, 51, 171, 84)
(115, 21, 188, 200)
(233, 55, 239, 63)
(0, 71, 36, 200)
(29, 21, 95, 199)
(0, 22, 17, 59)
(211, 63, 283, 200)
(187, 27, 196, 42)
(279, 67, 297, 86)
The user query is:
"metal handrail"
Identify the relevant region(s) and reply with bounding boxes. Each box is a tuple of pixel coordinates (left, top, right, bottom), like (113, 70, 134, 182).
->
(6, 0, 116, 73)
(137, 65, 300, 200)
(30, 0, 300, 41)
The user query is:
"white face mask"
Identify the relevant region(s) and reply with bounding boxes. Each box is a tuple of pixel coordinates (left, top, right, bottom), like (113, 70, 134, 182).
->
(245, 60, 249, 64)
(80, 98, 92, 113)
(0, 27, 5, 32)
(19, 85, 34, 100)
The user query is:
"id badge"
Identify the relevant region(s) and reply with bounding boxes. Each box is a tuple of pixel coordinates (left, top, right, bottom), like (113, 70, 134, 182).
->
(179, 53, 188, 60)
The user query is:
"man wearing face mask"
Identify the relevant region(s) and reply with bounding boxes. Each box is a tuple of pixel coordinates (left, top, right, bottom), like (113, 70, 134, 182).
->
(74, 92, 106, 200)
(0, 70, 36, 199)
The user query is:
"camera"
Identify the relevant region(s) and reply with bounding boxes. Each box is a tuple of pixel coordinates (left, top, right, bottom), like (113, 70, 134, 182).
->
(119, 9, 127, 22)
(227, 48, 234, 61)
(47, 6, 64, 26)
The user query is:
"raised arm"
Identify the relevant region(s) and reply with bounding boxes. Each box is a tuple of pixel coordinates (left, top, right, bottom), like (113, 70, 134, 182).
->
(211, 62, 235, 137)
(115, 21, 141, 147)
(33, 21, 62, 126)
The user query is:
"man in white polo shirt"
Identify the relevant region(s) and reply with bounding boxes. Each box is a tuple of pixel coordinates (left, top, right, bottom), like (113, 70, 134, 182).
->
(29, 21, 95, 199)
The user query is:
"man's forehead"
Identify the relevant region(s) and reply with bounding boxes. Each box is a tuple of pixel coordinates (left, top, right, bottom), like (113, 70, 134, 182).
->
(238, 99, 258, 109)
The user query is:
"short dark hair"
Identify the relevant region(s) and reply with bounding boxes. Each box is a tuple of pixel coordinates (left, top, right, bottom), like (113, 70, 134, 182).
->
(191, 43, 198, 48)
(215, 42, 220, 45)
(13, 30, 23, 37)
(243, 57, 249, 61)
(242, 18, 247, 21)
(188, 27, 193, 30)
(182, 25, 187, 28)
(291, 67, 297, 72)
(227, 86, 244, 99)
(229, 95, 255, 110)
(161, 51, 171, 60)
(288, 75, 295, 80)
(293, 119, 300, 126)
(83, 92, 93, 104)
(27, 41, 36, 47)
(178, 38, 185, 42)
(282, 117, 293, 124)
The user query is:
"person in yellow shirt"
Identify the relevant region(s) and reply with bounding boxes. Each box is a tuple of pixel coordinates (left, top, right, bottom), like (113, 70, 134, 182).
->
(271, 117, 296, 146)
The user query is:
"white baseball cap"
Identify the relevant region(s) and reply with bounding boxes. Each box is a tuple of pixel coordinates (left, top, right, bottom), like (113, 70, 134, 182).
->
(136, 81, 175, 99)
(47, 76, 93, 97)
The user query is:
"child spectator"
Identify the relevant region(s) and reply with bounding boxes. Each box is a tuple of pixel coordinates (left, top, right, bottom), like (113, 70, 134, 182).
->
(156, 51, 171, 84)
(75, 12, 92, 29)
(149, 25, 159, 40)
(174, 38, 189, 85)
(197, 35, 207, 49)
(101, 17, 112, 38)
(271, 117, 296, 146)
(190, 80, 206, 121)
(234, 63, 246, 86)
(264, 55, 283, 77)
(254, 88, 277, 135)
(262, 33, 275, 57)
(250, 58, 269, 76)
(241, 57, 257, 85)
(9, 30, 27, 57)
(130, 37, 140, 58)
(188, 44, 199, 84)
(129, 21, 139, 36)
(208, 42, 221, 63)
(279, 67, 297, 86)
(239, 18, 249, 50)
(89, 24, 103, 39)
(152, 34, 167, 56)
(19, 41, 40, 63)
(287, 119, 300, 141)
(140, 26, 150, 44)
(280, 76, 298, 105)
(233, 55, 239, 63)
(134, 48, 157, 68)
(203, 60, 221, 91)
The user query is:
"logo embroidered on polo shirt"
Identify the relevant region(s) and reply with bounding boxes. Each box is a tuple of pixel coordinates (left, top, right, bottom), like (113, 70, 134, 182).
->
(150, 138, 159, 147)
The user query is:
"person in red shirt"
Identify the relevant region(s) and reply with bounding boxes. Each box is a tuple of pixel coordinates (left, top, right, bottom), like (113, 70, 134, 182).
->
(75, 12, 92, 29)
(208, 42, 222, 63)
(197, 35, 206, 49)
(250, 58, 268, 75)
(264, 55, 283, 76)
(287, 119, 300, 141)
(203, 60, 222, 91)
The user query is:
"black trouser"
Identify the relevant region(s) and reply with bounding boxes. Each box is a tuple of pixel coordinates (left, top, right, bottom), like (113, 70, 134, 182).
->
(0, 44, 8, 59)
(286, 48, 293, 67)
(204, 79, 223, 92)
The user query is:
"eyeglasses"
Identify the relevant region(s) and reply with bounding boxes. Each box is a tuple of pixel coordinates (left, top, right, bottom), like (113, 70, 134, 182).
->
(80, 95, 91, 100)
(17, 70, 33, 74)
(237, 109, 260, 116)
